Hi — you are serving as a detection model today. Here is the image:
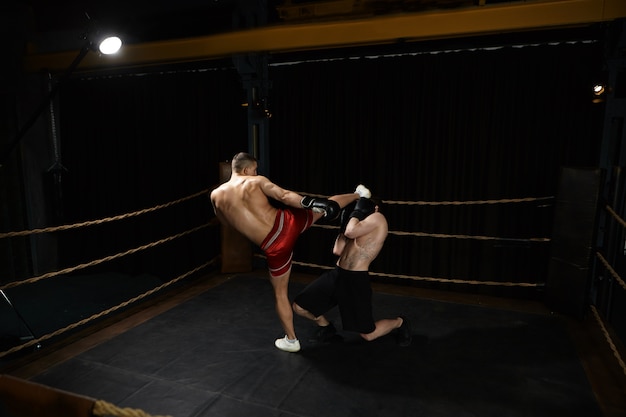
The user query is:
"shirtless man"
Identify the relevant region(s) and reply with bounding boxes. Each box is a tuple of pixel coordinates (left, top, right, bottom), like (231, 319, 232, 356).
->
(292, 197, 412, 347)
(210, 152, 370, 352)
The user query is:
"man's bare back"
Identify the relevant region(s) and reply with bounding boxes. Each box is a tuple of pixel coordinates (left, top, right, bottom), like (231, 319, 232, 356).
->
(210, 175, 279, 246)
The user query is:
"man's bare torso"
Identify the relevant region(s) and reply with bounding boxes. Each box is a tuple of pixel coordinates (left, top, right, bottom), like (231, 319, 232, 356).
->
(337, 213, 388, 271)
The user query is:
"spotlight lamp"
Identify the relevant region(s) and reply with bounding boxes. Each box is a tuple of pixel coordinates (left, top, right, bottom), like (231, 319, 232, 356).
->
(592, 83, 608, 104)
(593, 84, 605, 96)
(97, 35, 122, 55)
(81, 12, 122, 55)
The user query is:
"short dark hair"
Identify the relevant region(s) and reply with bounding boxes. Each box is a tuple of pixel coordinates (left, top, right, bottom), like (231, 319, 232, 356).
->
(231, 152, 257, 173)
(370, 196, 384, 212)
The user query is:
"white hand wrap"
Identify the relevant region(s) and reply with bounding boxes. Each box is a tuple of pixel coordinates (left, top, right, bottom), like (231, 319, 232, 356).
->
(355, 184, 371, 199)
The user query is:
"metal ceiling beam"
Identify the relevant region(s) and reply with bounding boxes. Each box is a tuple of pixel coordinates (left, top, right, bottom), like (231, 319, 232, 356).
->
(23, 0, 626, 73)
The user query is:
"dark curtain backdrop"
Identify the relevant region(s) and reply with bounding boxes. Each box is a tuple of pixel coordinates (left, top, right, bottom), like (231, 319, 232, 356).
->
(52, 40, 604, 298)
(57, 67, 247, 279)
(269, 41, 605, 297)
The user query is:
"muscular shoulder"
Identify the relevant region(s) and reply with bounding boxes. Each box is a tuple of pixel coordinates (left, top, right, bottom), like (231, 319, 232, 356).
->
(210, 186, 224, 200)
(370, 212, 388, 228)
(369, 213, 389, 238)
(244, 175, 270, 186)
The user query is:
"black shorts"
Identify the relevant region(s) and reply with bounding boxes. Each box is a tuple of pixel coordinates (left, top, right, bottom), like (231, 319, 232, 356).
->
(294, 267, 375, 334)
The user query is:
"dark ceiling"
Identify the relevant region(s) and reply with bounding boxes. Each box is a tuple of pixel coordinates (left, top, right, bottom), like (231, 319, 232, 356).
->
(9, 0, 623, 74)
(19, 0, 515, 47)
(21, 0, 272, 44)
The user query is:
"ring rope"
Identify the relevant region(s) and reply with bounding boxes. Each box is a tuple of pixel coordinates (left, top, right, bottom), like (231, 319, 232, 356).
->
(605, 204, 626, 229)
(0, 257, 217, 359)
(0, 188, 209, 239)
(596, 204, 626, 290)
(313, 224, 550, 243)
(369, 270, 542, 287)
(590, 304, 626, 377)
(288, 258, 543, 287)
(301, 193, 554, 206)
(383, 196, 554, 206)
(0, 222, 213, 291)
(595, 251, 626, 292)
(388, 230, 549, 242)
(93, 400, 172, 417)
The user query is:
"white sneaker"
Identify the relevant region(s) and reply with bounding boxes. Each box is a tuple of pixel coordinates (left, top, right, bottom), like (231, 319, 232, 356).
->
(355, 184, 371, 199)
(275, 336, 301, 352)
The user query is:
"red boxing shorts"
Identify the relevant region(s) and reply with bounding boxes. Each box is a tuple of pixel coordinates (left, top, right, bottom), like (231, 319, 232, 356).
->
(261, 208, 314, 277)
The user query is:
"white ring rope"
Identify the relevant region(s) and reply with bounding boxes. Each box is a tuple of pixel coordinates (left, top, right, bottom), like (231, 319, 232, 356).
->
(93, 399, 173, 417)
(606, 204, 626, 229)
(0, 257, 217, 359)
(596, 204, 626, 291)
(300, 193, 555, 206)
(0, 189, 218, 359)
(289, 258, 543, 287)
(0, 189, 209, 239)
(587, 204, 626, 377)
(590, 305, 626, 377)
(1, 191, 624, 379)
(311, 194, 553, 243)
(0, 193, 554, 295)
(313, 223, 550, 243)
(595, 251, 626, 292)
(0, 222, 213, 291)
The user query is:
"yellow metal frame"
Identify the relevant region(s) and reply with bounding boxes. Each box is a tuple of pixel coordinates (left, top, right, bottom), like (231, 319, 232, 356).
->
(23, 0, 626, 73)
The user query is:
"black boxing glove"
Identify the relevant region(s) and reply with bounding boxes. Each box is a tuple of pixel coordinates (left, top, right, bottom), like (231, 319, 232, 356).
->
(349, 197, 376, 221)
(301, 196, 341, 220)
(339, 202, 356, 233)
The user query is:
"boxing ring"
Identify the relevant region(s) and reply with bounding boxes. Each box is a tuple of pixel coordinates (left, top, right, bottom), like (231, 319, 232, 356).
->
(1, 188, 625, 417)
(0, 189, 219, 358)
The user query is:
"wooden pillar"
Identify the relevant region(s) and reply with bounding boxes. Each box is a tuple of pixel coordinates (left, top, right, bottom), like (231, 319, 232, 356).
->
(218, 161, 252, 273)
(545, 167, 602, 320)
